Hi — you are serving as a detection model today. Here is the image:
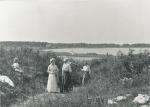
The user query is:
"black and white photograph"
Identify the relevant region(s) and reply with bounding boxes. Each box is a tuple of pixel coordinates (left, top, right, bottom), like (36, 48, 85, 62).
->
(0, 0, 150, 107)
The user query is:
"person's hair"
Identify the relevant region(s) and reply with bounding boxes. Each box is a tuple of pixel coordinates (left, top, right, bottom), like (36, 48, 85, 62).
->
(85, 62, 88, 65)
(50, 58, 55, 63)
(13, 57, 19, 63)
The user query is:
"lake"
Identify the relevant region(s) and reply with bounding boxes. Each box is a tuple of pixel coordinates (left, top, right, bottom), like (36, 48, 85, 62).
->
(43, 48, 150, 56)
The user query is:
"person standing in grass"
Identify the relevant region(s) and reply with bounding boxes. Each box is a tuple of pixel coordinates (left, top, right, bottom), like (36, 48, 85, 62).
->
(81, 62, 91, 86)
(12, 57, 23, 73)
(11, 57, 24, 87)
(62, 58, 73, 92)
(47, 58, 59, 93)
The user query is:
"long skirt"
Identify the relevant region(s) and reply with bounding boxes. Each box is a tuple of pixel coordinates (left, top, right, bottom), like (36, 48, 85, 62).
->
(82, 72, 91, 85)
(62, 71, 73, 92)
(47, 74, 59, 93)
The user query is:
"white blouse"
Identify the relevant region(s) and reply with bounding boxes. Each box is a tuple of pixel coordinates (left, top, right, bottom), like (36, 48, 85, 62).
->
(12, 63, 20, 69)
(47, 64, 59, 74)
(12, 63, 23, 73)
(62, 63, 72, 72)
(82, 65, 91, 73)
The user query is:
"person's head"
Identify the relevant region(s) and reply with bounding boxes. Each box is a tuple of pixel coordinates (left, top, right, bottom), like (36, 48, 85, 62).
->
(50, 58, 55, 65)
(63, 58, 69, 63)
(13, 57, 19, 63)
(85, 62, 88, 65)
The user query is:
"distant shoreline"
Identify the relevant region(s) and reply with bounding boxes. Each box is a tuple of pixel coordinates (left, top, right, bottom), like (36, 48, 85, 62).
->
(41, 47, 150, 59)
(46, 47, 150, 49)
(1, 41, 150, 49)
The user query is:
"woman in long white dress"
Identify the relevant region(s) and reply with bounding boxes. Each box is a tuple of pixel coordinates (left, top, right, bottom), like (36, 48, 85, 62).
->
(47, 58, 59, 93)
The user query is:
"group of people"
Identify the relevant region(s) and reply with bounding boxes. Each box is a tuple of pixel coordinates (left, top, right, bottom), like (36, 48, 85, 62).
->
(46, 58, 92, 93)
(11, 57, 92, 93)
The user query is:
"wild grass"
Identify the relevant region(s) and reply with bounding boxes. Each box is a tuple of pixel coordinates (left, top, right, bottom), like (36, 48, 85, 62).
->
(1, 47, 150, 107)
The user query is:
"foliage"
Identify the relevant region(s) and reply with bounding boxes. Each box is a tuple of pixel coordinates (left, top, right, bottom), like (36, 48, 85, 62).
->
(1, 47, 150, 107)
(0, 41, 47, 48)
(0, 47, 61, 106)
(0, 47, 85, 106)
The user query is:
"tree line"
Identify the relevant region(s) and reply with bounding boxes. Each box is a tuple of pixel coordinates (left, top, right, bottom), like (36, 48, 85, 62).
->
(1, 41, 150, 48)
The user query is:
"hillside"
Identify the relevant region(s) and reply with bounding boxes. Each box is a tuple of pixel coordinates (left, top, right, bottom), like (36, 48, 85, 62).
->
(0, 47, 150, 107)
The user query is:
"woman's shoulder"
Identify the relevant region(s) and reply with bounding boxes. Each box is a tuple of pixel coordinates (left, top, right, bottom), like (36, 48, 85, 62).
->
(54, 64, 58, 68)
(48, 64, 51, 67)
(62, 63, 67, 67)
(49, 64, 58, 68)
(13, 63, 19, 67)
(13, 62, 19, 65)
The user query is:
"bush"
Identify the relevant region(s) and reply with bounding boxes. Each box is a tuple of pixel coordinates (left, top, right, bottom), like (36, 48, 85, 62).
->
(90, 51, 150, 87)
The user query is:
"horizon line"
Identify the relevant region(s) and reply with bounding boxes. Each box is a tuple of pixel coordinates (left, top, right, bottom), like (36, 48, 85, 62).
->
(0, 40, 150, 45)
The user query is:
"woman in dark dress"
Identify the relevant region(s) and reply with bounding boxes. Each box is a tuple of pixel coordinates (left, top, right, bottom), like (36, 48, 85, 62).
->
(62, 58, 73, 92)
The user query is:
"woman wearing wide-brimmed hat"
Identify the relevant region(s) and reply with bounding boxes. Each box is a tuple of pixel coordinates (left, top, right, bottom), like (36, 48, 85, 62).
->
(47, 58, 59, 93)
(62, 58, 73, 92)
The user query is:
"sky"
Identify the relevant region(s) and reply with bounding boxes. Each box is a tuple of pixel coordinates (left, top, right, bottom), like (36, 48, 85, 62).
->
(0, 0, 150, 43)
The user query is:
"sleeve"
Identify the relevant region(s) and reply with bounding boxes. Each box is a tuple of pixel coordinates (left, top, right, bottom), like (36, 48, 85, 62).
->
(88, 66, 91, 74)
(82, 66, 85, 71)
(62, 64, 64, 76)
(47, 66, 50, 73)
(69, 64, 72, 72)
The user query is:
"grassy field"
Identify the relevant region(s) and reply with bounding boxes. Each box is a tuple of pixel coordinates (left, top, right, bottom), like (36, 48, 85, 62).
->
(0, 47, 150, 107)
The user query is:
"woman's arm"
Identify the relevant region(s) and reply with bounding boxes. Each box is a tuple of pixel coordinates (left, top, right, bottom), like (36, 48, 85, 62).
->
(88, 66, 91, 74)
(69, 65, 72, 72)
(62, 66, 64, 76)
(47, 66, 50, 73)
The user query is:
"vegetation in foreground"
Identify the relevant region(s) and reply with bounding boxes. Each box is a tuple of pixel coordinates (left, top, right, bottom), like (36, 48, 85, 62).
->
(0, 47, 61, 107)
(1, 47, 150, 107)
